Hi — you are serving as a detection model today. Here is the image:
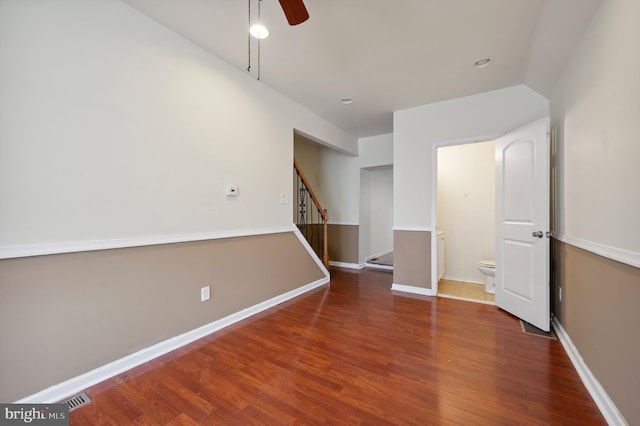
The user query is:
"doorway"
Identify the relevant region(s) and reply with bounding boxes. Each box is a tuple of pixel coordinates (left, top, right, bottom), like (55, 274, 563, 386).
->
(430, 119, 551, 331)
(360, 166, 394, 269)
(435, 140, 496, 303)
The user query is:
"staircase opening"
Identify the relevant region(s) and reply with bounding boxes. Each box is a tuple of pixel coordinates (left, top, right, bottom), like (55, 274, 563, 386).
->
(294, 158, 329, 268)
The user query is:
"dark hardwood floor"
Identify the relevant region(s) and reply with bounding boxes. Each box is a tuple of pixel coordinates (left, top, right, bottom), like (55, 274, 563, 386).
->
(70, 267, 605, 425)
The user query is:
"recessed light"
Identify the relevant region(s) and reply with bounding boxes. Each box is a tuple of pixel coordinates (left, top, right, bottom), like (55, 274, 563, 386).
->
(249, 24, 269, 39)
(474, 58, 491, 68)
(341, 98, 353, 105)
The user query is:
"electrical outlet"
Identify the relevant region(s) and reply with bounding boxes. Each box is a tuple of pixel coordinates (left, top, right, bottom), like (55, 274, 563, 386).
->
(281, 193, 289, 204)
(201, 286, 210, 302)
(559, 287, 562, 301)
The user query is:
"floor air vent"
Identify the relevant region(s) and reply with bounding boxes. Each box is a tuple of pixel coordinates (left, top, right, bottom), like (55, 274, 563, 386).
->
(520, 320, 556, 339)
(62, 391, 92, 412)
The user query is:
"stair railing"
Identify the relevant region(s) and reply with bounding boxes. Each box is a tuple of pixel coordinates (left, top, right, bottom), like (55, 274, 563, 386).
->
(294, 158, 329, 268)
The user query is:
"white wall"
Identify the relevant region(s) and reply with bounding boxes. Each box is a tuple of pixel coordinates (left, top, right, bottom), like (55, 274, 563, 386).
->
(437, 141, 495, 283)
(364, 167, 393, 258)
(358, 133, 393, 262)
(292, 137, 321, 222)
(394, 85, 549, 230)
(294, 136, 360, 225)
(0, 0, 356, 255)
(551, 0, 640, 259)
(359, 133, 393, 169)
(359, 169, 371, 264)
(293, 136, 322, 188)
(318, 150, 360, 224)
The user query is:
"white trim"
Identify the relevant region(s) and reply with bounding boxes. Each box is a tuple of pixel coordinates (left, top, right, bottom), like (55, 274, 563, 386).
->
(392, 226, 432, 232)
(431, 230, 439, 295)
(433, 134, 499, 149)
(365, 249, 393, 262)
(16, 276, 329, 404)
(365, 263, 393, 271)
(552, 318, 627, 426)
(364, 249, 394, 271)
(0, 226, 295, 260)
(329, 261, 365, 270)
(293, 226, 331, 277)
(437, 293, 495, 305)
(327, 222, 359, 226)
(554, 233, 640, 269)
(391, 283, 434, 296)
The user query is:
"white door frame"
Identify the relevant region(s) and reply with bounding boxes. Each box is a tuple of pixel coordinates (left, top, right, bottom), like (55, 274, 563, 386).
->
(430, 133, 500, 296)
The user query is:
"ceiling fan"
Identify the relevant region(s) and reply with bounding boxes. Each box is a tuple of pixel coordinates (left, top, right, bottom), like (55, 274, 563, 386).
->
(277, 0, 309, 25)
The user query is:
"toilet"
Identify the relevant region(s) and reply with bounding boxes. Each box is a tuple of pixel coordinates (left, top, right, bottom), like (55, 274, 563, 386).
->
(476, 260, 495, 294)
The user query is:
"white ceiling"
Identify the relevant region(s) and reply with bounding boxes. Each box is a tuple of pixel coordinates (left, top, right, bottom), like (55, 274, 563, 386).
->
(122, 0, 602, 138)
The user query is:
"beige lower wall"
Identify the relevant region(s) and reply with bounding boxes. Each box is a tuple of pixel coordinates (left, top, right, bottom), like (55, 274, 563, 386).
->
(393, 230, 431, 289)
(328, 224, 359, 264)
(553, 240, 640, 424)
(0, 232, 324, 402)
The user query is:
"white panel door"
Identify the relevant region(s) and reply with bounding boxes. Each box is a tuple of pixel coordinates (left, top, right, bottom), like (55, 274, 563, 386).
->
(496, 118, 550, 331)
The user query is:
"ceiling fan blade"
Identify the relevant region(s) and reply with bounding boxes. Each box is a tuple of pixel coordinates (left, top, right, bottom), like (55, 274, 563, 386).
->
(278, 0, 309, 26)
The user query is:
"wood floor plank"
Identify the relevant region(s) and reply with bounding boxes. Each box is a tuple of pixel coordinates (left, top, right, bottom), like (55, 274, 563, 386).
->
(70, 267, 605, 425)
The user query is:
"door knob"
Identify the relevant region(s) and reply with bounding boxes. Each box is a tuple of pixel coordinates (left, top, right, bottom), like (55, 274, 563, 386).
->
(532, 231, 544, 238)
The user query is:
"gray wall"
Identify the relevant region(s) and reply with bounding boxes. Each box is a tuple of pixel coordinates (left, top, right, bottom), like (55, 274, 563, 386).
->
(0, 232, 324, 402)
(553, 241, 640, 424)
(327, 225, 359, 264)
(393, 230, 431, 290)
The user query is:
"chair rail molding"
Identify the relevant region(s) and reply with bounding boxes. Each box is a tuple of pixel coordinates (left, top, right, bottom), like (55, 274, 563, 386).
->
(0, 226, 295, 260)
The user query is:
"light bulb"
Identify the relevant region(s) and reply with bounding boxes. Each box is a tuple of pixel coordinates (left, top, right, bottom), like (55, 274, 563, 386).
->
(250, 24, 269, 39)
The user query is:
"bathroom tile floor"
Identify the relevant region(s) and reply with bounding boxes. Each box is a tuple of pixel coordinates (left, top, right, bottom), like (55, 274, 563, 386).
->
(438, 279, 496, 304)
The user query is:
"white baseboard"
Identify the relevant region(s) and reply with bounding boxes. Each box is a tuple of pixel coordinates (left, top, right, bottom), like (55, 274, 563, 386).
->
(329, 261, 365, 270)
(16, 277, 329, 404)
(392, 226, 432, 232)
(365, 263, 393, 271)
(391, 283, 434, 296)
(365, 249, 393, 262)
(552, 317, 627, 426)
